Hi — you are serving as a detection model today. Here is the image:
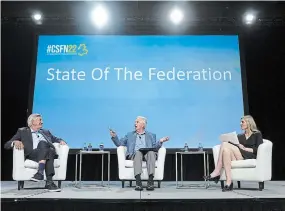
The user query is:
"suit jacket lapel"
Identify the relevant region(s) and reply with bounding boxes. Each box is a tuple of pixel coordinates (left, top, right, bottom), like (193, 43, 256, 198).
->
(26, 128, 33, 143)
(145, 132, 151, 147)
(39, 130, 50, 142)
(132, 132, 137, 144)
(38, 130, 55, 148)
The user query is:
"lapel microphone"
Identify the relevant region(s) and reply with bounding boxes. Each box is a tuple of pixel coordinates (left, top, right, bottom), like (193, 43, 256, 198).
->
(37, 129, 41, 138)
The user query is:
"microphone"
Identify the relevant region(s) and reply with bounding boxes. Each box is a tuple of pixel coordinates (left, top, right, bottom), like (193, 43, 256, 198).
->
(139, 136, 141, 139)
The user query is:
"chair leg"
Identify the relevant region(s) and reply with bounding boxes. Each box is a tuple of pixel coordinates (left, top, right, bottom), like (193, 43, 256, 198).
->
(58, 181, 61, 188)
(158, 181, 161, 188)
(129, 181, 132, 187)
(18, 181, 24, 190)
(259, 182, 264, 191)
(237, 181, 241, 188)
(122, 181, 125, 188)
(220, 181, 224, 189)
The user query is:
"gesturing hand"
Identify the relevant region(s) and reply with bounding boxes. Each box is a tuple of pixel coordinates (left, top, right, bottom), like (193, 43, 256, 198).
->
(160, 136, 170, 143)
(13, 140, 24, 150)
(110, 130, 116, 138)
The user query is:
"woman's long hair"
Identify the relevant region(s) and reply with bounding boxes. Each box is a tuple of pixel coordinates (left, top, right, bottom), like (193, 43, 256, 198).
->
(241, 115, 259, 133)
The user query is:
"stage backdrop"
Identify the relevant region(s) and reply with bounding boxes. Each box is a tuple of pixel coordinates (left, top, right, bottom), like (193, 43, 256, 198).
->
(32, 35, 245, 149)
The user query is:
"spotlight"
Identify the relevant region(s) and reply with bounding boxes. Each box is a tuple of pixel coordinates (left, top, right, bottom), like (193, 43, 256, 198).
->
(91, 5, 108, 28)
(32, 13, 42, 21)
(244, 13, 256, 24)
(170, 8, 184, 25)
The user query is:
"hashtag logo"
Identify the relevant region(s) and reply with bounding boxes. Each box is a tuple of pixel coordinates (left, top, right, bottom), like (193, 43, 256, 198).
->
(47, 45, 51, 54)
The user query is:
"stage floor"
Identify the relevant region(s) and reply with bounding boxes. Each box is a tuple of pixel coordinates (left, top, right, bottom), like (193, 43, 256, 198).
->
(1, 181, 285, 200)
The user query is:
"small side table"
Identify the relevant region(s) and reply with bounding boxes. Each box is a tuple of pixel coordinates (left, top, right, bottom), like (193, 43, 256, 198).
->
(175, 150, 210, 189)
(74, 150, 110, 188)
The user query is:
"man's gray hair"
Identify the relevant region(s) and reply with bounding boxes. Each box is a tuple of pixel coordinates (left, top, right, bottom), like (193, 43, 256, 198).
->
(27, 113, 41, 127)
(136, 116, 147, 127)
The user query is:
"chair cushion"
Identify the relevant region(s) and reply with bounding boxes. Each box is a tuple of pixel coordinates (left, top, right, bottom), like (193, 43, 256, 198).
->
(125, 160, 158, 168)
(231, 159, 256, 168)
(24, 159, 60, 169)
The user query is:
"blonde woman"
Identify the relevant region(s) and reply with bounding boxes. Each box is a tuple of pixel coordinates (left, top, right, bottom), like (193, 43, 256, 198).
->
(205, 115, 263, 191)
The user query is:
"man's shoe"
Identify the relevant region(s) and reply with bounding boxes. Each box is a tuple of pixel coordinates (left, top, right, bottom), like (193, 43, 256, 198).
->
(135, 185, 143, 191)
(30, 172, 44, 182)
(45, 181, 61, 192)
(146, 174, 154, 191)
(135, 174, 143, 191)
(135, 180, 143, 191)
(146, 180, 154, 191)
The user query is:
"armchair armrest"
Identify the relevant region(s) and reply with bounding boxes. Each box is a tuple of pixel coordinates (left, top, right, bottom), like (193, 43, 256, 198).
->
(256, 139, 273, 180)
(155, 147, 166, 180)
(13, 147, 25, 168)
(157, 147, 166, 169)
(212, 144, 221, 167)
(53, 143, 69, 159)
(12, 147, 25, 180)
(52, 143, 69, 180)
(117, 146, 127, 169)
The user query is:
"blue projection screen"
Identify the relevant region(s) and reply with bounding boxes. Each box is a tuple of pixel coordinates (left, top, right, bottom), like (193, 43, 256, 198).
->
(32, 35, 245, 149)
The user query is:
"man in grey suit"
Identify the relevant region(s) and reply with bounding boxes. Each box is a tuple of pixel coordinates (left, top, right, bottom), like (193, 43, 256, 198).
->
(110, 116, 169, 191)
(4, 113, 67, 192)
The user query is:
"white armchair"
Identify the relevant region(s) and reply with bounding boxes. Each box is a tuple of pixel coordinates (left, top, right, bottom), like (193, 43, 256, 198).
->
(212, 139, 272, 190)
(13, 143, 69, 190)
(117, 146, 166, 188)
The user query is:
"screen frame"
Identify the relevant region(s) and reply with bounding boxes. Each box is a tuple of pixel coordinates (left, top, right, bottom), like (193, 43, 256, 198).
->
(28, 30, 249, 151)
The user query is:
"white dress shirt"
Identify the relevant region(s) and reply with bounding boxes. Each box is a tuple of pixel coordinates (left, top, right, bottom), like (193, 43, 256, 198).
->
(31, 129, 47, 149)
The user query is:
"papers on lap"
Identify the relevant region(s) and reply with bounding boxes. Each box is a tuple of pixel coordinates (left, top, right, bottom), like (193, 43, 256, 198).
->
(219, 131, 240, 145)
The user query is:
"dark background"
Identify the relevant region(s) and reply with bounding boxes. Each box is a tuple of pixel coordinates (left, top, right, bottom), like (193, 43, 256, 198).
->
(1, 1, 285, 182)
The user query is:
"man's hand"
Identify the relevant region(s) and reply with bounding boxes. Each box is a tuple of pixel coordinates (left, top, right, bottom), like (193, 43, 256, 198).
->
(238, 144, 245, 150)
(110, 130, 116, 138)
(160, 136, 170, 143)
(13, 140, 24, 150)
(60, 140, 67, 145)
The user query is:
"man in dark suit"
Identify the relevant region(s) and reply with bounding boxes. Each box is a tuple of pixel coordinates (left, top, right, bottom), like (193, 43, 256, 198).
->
(4, 113, 67, 192)
(110, 116, 169, 191)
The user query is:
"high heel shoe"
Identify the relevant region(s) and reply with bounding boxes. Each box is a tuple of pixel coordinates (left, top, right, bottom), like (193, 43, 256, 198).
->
(203, 175, 220, 184)
(222, 182, 233, 192)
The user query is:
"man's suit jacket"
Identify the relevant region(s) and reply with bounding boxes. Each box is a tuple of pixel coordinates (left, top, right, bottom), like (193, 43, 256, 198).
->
(4, 127, 63, 157)
(111, 131, 162, 157)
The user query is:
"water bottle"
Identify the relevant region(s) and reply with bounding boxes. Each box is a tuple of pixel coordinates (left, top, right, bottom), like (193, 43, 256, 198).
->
(198, 143, 203, 151)
(99, 143, 104, 151)
(83, 143, 87, 151)
(88, 143, 92, 151)
(184, 143, 189, 152)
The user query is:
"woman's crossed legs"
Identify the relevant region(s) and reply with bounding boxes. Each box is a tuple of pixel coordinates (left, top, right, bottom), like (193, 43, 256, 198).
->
(211, 142, 243, 185)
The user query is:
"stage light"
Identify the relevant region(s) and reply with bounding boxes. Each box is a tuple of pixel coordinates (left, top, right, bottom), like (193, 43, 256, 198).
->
(33, 13, 42, 21)
(244, 13, 256, 24)
(91, 5, 108, 28)
(170, 8, 184, 25)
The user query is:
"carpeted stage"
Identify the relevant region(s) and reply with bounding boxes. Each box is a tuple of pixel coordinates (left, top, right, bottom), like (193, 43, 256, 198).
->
(1, 181, 285, 211)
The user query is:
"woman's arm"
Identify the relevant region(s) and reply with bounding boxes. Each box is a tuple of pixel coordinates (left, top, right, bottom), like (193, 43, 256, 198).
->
(245, 132, 263, 154)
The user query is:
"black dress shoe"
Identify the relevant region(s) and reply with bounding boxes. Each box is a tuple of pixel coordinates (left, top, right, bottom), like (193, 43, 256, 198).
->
(146, 181, 154, 191)
(135, 174, 143, 191)
(30, 172, 44, 182)
(203, 175, 220, 184)
(45, 181, 61, 192)
(222, 183, 233, 192)
(135, 185, 143, 191)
